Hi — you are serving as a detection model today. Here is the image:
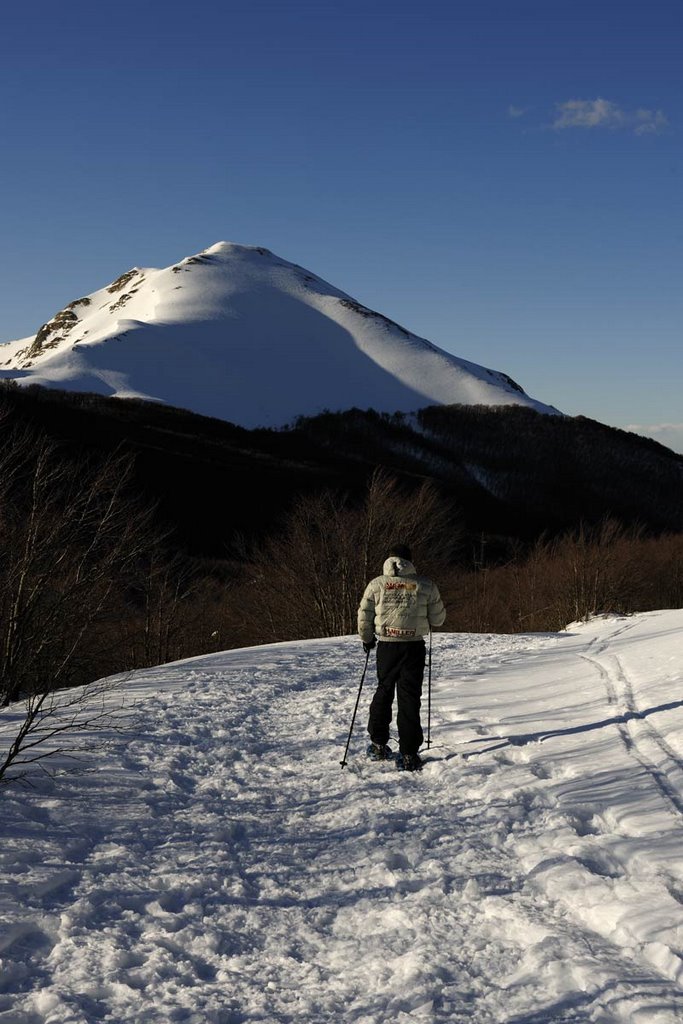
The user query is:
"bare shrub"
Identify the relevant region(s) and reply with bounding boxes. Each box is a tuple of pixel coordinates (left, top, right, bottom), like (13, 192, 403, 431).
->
(0, 676, 128, 787)
(233, 470, 462, 643)
(443, 520, 683, 635)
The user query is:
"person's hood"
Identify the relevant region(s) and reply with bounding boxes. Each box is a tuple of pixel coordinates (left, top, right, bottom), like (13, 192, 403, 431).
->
(383, 557, 417, 577)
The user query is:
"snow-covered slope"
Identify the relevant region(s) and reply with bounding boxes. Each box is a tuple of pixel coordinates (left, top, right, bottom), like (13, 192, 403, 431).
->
(3, 611, 683, 1021)
(0, 242, 559, 427)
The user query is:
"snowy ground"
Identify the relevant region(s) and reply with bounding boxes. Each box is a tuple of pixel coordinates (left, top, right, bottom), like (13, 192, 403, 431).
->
(2, 610, 683, 1023)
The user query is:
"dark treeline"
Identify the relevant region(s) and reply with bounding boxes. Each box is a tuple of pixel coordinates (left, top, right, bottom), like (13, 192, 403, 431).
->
(0, 383, 681, 705)
(1, 384, 682, 556)
(220, 478, 683, 647)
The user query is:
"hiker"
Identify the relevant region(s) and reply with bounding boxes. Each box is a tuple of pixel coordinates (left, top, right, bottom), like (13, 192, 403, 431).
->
(358, 544, 446, 771)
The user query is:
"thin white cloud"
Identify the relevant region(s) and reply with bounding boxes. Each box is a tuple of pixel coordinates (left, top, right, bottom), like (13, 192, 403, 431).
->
(633, 108, 669, 135)
(554, 98, 624, 130)
(508, 105, 528, 119)
(625, 424, 683, 454)
(552, 98, 668, 136)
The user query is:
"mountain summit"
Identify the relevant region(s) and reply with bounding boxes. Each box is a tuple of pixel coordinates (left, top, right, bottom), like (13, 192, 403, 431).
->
(0, 242, 559, 427)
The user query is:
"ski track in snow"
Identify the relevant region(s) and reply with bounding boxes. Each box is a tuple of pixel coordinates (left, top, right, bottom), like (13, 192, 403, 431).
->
(1, 613, 683, 1023)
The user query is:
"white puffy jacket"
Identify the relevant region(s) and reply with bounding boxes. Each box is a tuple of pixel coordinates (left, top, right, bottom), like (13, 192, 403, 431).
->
(357, 557, 446, 643)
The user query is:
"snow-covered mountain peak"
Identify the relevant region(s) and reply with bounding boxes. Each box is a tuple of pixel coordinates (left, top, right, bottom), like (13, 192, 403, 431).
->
(204, 240, 243, 254)
(201, 240, 273, 258)
(0, 242, 561, 428)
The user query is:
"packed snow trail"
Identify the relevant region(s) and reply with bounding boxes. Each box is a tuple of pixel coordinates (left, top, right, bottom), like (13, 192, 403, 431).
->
(2, 612, 683, 1023)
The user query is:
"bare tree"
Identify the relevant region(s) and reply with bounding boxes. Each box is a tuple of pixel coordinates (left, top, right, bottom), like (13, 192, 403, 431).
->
(0, 423, 160, 784)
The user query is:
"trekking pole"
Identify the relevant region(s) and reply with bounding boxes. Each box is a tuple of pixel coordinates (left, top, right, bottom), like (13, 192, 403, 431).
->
(426, 627, 433, 749)
(340, 648, 371, 769)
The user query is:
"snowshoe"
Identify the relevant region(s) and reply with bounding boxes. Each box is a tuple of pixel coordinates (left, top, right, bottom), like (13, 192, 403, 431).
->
(367, 742, 394, 762)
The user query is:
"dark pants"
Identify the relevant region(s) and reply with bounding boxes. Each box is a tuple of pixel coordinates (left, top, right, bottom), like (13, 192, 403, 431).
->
(367, 640, 426, 755)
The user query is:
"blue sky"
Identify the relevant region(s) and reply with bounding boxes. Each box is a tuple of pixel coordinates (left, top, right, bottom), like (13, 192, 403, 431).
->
(1, 0, 681, 450)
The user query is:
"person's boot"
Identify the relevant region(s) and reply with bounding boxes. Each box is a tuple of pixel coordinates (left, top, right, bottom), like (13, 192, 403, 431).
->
(367, 742, 393, 761)
(396, 752, 424, 772)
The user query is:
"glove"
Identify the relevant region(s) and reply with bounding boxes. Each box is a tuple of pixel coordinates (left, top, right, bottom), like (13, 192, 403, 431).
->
(363, 638, 376, 653)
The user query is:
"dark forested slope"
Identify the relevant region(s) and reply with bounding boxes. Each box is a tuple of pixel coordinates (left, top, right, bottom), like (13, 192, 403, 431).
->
(1, 385, 680, 559)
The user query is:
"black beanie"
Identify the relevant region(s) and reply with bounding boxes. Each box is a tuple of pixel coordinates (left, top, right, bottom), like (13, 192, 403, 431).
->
(389, 543, 412, 560)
